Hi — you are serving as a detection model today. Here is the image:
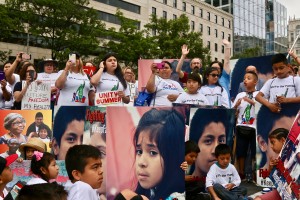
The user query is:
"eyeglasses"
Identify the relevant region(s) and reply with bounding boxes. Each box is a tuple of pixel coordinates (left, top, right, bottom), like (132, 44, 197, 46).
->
(209, 73, 220, 78)
(12, 121, 24, 126)
(26, 70, 35, 73)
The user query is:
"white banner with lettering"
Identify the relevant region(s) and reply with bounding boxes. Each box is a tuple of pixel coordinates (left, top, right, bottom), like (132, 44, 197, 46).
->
(95, 91, 123, 106)
(21, 81, 51, 110)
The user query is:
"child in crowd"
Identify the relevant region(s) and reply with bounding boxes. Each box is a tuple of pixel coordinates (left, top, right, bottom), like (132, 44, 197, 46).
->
(0, 154, 18, 200)
(18, 138, 46, 160)
(199, 67, 230, 108)
(16, 182, 67, 200)
(175, 73, 209, 105)
(26, 151, 59, 185)
(254, 128, 289, 200)
(255, 53, 300, 113)
(206, 144, 248, 200)
(185, 140, 210, 200)
(64, 145, 103, 200)
(232, 71, 259, 180)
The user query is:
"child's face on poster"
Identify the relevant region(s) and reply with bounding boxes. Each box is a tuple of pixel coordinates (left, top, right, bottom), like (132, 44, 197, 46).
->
(135, 130, 164, 189)
(57, 120, 84, 160)
(196, 122, 226, 176)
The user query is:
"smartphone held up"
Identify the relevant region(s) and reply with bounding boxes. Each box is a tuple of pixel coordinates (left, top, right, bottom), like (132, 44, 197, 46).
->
(0, 71, 5, 81)
(20, 53, 31, 60)
(69, 53, 76, 64)
(28, 70, 35, 82)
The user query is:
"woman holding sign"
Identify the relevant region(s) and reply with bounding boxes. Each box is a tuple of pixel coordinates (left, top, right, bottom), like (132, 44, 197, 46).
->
(13, 62, 38, 110)
(55, 52, 94, 106)
(90, 53, 130, 106)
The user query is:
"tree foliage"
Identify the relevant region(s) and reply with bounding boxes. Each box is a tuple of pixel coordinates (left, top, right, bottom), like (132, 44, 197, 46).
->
(144, 14, 211, 66)
(102, 10, 152, 67)
(4, 0, 106, 61)
(104, 12, 211, 67)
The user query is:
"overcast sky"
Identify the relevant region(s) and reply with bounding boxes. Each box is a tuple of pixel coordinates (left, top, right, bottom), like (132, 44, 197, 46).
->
(276, 0, 300, 20)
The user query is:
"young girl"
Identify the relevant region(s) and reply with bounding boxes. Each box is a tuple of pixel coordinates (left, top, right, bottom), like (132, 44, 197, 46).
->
(26, 151, 59, 185)
(134, 108, 185, 200)
(254, 128, 289, 200)
(18, 138, 46, 160)
(199, 67, 230, 108)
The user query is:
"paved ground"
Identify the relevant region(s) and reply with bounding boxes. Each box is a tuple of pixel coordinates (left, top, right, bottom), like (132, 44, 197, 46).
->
(241, 180, 265, 198)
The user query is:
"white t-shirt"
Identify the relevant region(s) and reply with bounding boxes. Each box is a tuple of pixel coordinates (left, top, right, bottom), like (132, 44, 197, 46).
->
(199, 85, 230, 108)
(4, 73, 18, 109)
(150, 76, 184, 106)
(67, 181, 99, 200)
(37, 72, 59, 87)
(56, 70, 92, 106)
(232, 91, 259, 128)
(175, 92, 209, 105)
(260, 76, 300, 103)
(96, 72, 129, 95)
(26, 177, 47, 185)
(206, 163, 241, 188)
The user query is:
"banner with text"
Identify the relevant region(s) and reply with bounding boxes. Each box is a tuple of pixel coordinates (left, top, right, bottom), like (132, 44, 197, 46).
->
(21, 81, 51, 110)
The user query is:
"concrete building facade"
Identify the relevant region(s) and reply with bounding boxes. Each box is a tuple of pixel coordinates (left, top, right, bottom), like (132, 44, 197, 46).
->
(0, 0, 233, 63)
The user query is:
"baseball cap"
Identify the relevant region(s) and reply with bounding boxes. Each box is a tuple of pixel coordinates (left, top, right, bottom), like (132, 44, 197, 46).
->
(0, 154, 18, 174)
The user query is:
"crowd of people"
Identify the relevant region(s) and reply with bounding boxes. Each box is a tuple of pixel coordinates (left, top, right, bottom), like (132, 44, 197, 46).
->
(0, 40, 299, 200)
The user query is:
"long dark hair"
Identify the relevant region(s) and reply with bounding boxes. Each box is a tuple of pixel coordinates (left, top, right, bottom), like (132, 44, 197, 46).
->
(134, 108, 185, 199)
(102, 53, 127, 89)
(203, 67, 223, 92)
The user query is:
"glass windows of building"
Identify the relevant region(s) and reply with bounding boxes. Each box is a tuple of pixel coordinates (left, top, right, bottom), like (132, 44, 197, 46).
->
(200, 9, 203, 18)
(95, 0, 140, 14)
(173, 14, 177, 19)
(183, 2, 186, 11)
(200, 24, 203, 32)
(207, 41, 211, 49)
(215, 29, 218, 38)
(215, 15, 218, 24)
(208, 26, 211, 35)
(208, 12, 210, 21)
(222, 18, 224, 26)
(222, 31, 224, 39)
(222, 45, 225, 53)
(173, 0, 177, 8)
(215, 43, 218, 52)
(163, 11, 167, 19)
(152, 7, 156, 15)
(191, 21, 195, 31)
(191, 5, 195, 15)
(228, 34, 231, 42)
(163, 0, 167, 5)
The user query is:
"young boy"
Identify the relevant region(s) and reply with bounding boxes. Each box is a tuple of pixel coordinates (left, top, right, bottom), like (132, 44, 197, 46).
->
(206, 144, 248, 200)
(232, 71, 259, 180)
(65, 145, 103, 200)
(255, 53, 300, 113)
(175, 73, 209, 105)
(0, 154, 18, 200)
(185, 140, 211, 200)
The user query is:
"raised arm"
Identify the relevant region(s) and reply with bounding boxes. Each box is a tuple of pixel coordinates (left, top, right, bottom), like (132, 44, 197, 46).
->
(289, 49, 300, 65)
(6, 53, 22, 85)
(176, 44, 189, 79)
(55, 61, 72, 89)
(90, 61, 104, 87)
(146, 63, 157, 93)
(1, 80, 11, 101)
(222, 39, 231, 74)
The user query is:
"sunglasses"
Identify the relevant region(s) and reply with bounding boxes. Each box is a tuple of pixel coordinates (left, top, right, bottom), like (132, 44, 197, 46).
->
(209, 73, 220, 78)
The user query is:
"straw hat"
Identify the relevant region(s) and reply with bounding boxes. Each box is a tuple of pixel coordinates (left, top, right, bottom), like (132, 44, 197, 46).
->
(19, 138, 46, 153)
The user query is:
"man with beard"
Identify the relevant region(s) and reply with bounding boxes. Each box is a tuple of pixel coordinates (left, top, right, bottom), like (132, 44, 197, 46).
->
(176, 44, 203, 90)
